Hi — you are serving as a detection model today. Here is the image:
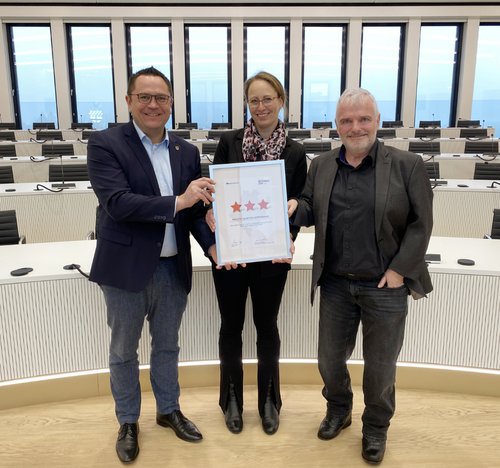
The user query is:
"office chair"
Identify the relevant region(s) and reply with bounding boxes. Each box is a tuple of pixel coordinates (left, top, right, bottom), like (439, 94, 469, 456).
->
(42, 143, 75, 156)
(33, 122, 56, 130)
(414, 128, 441, 139)
(312, 121, 333, 129)
(108, 122, 127, 128)
(460, 128, 488, 139)
(408, 141, 441, 154)
(207, 130, 226, 140)
(49, 163, 89, 182)
(302, 141, 332, 154)
(200, 163, 212, 178)
(211, 122, 231, 129)
(201, 141, 219, 155)
(286, 122, 299, 129)
(0, 131, 16, 141)
(0, 122, 17, 130)
(0, 144, 17, 158)
(490, 209, 500, 239)
(376, 129, 396, 139)
(71, 122, 93, 129)
(0, 165, 15, 184)
(287, 129, 311, 140)
(36, 130, 63, 141)
(0, 210, 26, 245)
(329, 129, 339, 139)
(177, 122, 198, 130)
(82, 130, 94, 140)
(382, 120, 403, 128)
(473, 163, 500, 180)
(424, 162, 440, 179)
(464, 141, 499, 155)
(419, 120, 441, 128)
(457, 119, 480, 128)
(86, 205, 101, 240)
(169, 130, 190, 139)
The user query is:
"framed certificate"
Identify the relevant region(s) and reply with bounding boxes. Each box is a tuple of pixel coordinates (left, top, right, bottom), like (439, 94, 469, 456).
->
(209, 160, 291, 265)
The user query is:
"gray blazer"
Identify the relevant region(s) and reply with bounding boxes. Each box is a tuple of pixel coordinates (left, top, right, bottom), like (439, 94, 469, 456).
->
(293, 142, 433, 303)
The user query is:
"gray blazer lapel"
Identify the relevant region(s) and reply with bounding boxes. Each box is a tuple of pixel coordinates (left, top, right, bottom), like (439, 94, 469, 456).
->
(318, 154, 338, 239)
(375, 144, 391, 236)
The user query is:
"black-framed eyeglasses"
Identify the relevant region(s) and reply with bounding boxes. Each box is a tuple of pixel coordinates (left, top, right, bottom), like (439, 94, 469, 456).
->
(247, 96, 278, 108)
(129, 93, 173, 105)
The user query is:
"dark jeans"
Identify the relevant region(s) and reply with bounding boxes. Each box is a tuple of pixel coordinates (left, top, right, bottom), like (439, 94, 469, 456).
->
(212, 263, 287, 415)
(318, 273, 408, 440)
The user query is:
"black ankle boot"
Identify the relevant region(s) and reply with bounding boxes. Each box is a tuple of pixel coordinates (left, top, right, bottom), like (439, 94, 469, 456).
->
(224, 383, 243, 434)
(261, 381, 279, 435)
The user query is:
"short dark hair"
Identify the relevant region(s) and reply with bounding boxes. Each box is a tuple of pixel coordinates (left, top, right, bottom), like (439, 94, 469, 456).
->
(127, 66, 172, 95)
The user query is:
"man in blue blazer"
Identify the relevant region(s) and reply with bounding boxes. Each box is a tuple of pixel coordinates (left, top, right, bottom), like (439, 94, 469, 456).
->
(87, 67, 216, 463)
(289, 88, 433, 464)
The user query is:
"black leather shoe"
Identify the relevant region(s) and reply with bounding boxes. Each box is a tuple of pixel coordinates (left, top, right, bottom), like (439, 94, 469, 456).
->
(261, 397, 279, 435)
(317, 412, 352, 440)
(116, 422, 139, 463)
(156, 410, 203, 442)
(362, 437, 386, 464)
(224, 384, 243, 434)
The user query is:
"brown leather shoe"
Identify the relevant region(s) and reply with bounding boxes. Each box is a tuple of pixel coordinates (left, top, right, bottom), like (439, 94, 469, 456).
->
(116, 422, 139, 463)
(361, 437, 386, 464)
(156, 409, 203, 442)
(317, 412, 352, 440)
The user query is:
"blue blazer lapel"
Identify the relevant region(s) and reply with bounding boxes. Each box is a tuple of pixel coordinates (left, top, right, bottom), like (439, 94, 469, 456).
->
(168, 134, 182, 195)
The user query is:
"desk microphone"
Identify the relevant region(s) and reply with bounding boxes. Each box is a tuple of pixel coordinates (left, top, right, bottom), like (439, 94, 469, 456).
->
(487, 181, 500, 188)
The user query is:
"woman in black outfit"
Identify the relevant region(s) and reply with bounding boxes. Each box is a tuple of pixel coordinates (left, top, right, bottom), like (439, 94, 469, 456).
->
(206, 71, 307, 435)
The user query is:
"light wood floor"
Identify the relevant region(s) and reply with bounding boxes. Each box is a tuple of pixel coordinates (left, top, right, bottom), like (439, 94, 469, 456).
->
(1, 384, 499, 467)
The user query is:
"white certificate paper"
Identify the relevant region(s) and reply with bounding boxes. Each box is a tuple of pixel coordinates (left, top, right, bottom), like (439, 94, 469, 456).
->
(210, 160, 291, 265)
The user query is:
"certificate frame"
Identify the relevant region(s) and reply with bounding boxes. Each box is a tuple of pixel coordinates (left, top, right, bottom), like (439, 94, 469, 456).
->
(209, 160, 291, 265)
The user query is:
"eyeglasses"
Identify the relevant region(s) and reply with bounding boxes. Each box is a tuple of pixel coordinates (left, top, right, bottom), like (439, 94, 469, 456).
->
(247, 96, 278, 108)
(129, 93, 173, 105)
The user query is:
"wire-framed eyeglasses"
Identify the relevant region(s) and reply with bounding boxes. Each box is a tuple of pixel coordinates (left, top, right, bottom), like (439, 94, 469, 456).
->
(247, 96, 278, 108)
(129, 93, 173, 105)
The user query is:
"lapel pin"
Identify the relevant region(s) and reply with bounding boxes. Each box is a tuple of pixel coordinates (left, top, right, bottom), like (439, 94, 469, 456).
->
(175, 144, 180, 151)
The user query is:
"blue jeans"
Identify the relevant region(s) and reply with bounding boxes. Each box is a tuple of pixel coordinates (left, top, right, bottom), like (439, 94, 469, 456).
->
(101, 257, 187, 425)
(318, 273, 408, 440)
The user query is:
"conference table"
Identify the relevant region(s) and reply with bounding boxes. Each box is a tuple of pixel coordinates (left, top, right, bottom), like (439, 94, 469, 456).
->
(1, 234, 499, 405)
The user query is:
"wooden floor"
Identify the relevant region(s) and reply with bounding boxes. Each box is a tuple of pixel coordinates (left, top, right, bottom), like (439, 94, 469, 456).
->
(1, 384, 499, 467)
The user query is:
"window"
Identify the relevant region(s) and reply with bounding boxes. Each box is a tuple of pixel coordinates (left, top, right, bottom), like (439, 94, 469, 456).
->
(472, 24, 500, 134)
(7, 25, 57, 129)
(185, 25, 230, 129)
(244, 25, 289, 123)
(302, 25, 345, 129)
(361, 24, 404, 122)
(415, 24, 462, 128)
(67, 25, 115, 129)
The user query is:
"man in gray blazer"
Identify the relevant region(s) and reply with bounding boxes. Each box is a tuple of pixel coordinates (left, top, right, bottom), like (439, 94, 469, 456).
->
(288, 88, 433, 464)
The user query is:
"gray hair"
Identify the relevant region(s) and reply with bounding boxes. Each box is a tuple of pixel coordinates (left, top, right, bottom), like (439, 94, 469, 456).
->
(336, 88, 379, 116)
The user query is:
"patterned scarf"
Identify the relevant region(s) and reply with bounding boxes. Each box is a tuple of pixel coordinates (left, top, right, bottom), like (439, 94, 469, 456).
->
(242, 119, 286, 162)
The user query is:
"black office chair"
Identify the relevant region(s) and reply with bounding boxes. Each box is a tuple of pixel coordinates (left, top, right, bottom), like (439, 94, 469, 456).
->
(207, 130, 226, 140)
(329, 129, 339, 139)
(457, 119, 480, 128)
(382, 120, 403, 128)
(200, 163, 212, 178)
(108, 122, 127, 128)
(81, 130, 94, 140)
(42, 143, 75, 156)
(0, 210, 25, 245)
(169, 130, 190, 140)
(178, 122, 198, 130)
(414, 128, 441, 139)
(490, 209, 500, 239)
(419, 120, 441, 128)
(302, 141, 332, 154)
(0, 144, 17, 158)
(49, 163, 89, 182)
(464, 141, 499, 155)
(211, 122, 231, 129)
(36, 130, 63, 141)
(459, 128, 488, 139)
(0, 122, 17, 130)
(377, 129, 396, 139)
(0, 166, 14, 184)
(71, 122, 93, 129)
(312, 121, 333, 129)
(201, 141, 219, 155)
(473, 163, 500, 180)
(33, 122, 56, 130)
(287, 129, 311, 140)
(286, 122, 299, 129)
(424, 162, 440, 179)
(408, 141, 441, 154)
(0, 131, 16, 141)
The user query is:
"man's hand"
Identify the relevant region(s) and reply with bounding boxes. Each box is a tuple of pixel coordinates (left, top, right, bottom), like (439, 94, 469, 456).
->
(287, 199, 298, 218)
(378, 268, 405, 288)
(176, 177, 215, 213)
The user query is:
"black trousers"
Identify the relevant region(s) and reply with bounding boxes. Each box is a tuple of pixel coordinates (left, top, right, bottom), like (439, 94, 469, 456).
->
(212, 263, 288, 416)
